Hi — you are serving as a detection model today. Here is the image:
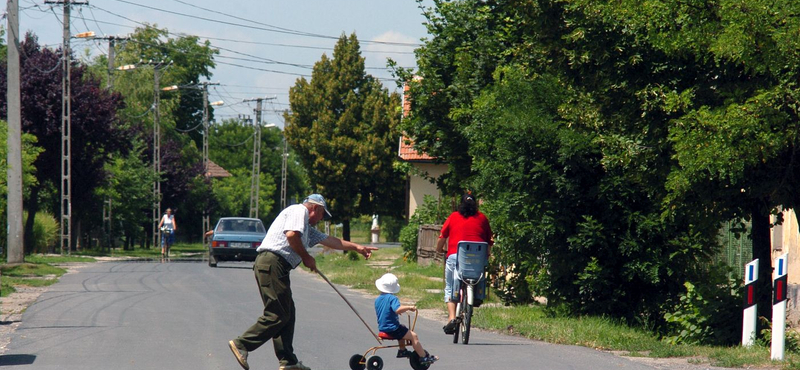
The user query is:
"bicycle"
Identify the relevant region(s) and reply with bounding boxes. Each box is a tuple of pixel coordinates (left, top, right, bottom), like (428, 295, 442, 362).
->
(160, 226, 174, 257)
(451, 241, 488, 345)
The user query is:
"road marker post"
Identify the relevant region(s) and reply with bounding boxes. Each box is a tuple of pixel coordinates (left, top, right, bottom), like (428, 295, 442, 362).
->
(771, 253, 789, 361)
(742, 259, 759, 347)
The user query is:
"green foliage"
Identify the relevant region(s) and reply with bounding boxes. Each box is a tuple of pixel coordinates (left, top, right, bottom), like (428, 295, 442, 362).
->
(285, 33, 405, 240)
(106, 25, 217, 243)
(663, 279, 741, 346)
(399, 195, 451, 261)
(379, 215, 405, 242)
(96, 142, 156, 247)
(211, 167, 276, 218)
(402, 0, 798, 339)
(208, 118, 278, 220)
(0, 120, 43, 247)
(757, 316, 800, 354)
(399, 223, 420, 261)
(22, 211, 59, 254)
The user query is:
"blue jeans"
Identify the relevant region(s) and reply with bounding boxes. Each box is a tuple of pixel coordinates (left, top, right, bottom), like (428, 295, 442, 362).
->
(161, 229, 175, 247)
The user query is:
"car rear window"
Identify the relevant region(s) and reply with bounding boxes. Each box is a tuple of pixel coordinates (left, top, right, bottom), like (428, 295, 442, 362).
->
(216, 219, 266, 233)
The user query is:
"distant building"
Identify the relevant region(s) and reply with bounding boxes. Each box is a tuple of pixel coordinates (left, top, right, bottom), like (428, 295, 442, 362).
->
(398, 79, 447, 220)
(205, 160, 231, 178)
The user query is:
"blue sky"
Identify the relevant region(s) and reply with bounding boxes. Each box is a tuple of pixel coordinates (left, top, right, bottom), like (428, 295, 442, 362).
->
(16, 0, 432, 126)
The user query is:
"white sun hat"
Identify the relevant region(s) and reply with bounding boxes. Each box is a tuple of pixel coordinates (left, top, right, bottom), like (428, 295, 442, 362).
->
(375, 273, 400, 294)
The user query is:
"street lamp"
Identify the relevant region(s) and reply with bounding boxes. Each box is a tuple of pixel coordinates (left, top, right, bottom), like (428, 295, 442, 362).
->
(73, 31, 95, 39)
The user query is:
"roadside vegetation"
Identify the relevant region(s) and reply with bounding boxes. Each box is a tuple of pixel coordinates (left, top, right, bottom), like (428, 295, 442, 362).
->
(315, 247, 800, 369)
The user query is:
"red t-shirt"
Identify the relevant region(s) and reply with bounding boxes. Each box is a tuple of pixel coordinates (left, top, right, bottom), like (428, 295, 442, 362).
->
(439, 211, 492, 257)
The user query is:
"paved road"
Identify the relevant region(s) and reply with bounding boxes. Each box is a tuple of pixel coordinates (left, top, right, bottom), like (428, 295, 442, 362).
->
(0, 259, 671, 370)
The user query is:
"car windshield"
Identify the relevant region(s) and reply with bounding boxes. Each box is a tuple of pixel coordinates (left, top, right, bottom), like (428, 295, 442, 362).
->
(216, 219, 265, 233)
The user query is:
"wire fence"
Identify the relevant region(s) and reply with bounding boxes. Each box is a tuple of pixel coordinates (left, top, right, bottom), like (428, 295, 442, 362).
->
(714, 219, 753, 282)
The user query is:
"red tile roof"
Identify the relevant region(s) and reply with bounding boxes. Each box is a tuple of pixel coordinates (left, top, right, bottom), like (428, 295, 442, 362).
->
(205, 160, 231, 178)
(399, 78, 438, 162)
(398, 136, 436, 161)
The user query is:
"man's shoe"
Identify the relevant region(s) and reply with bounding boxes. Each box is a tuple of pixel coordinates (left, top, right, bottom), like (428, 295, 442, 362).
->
(280, 361, 312, 370)
(396, 349, 413, 358)
(228, 340, 249, 370)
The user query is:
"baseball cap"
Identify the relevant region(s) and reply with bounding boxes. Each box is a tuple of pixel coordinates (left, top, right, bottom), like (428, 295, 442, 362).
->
(303, 194, 332, 219)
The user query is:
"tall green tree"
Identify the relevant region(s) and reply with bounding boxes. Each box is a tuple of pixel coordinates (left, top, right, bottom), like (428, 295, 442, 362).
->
(285, 33, 404, 240)
(0, 120, 43, 249)
(98, 25, 218, 244)
(403, 0, 753, 339)
(202, 117, 308, 225)
(0, 33, 130, 253)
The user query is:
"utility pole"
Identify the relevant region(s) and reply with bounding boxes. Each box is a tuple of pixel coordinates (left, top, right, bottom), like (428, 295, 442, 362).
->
(281, 132, 288, 210)
(200, 82, 220, 242)
(144, 61, 171, 250)
(46, 0, 88, 254)
(160, 82, 220, 245)
(244, 97, 275, 218)
(250, 106, 261, 218)
(7, 0, 24, 264)
(281, 110, 291, 210)
(99, 35, 128, 250)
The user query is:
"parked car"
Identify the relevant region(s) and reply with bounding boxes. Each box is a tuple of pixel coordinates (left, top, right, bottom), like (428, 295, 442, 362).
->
(208, 217, 266, 267)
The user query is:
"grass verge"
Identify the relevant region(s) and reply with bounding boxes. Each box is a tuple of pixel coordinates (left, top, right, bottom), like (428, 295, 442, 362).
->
(314, 246, 800, 369)
(0, 255, 76, 297)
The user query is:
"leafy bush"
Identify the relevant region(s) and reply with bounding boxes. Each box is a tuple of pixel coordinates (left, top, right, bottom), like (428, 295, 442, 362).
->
(380, 215, 405, 242)
(24, 211, 59, 254)
(758, 316, 800, 353)
(399, 222, 420, 261)
(663, 276, 741, 346)
(399, 195, 451, 261)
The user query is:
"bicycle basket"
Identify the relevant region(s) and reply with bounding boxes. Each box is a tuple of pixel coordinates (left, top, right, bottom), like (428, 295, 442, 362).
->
(456, 241, 488, 280)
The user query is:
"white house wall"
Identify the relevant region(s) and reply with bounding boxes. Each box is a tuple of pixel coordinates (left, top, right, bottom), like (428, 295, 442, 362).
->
(408, 162, 448, 218)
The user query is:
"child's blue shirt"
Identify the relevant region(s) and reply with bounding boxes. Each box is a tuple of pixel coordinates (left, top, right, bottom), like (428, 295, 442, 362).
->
(374, 293, 401, 332)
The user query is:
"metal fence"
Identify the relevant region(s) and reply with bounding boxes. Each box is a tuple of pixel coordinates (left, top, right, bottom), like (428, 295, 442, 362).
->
(715, 219, 753, 281)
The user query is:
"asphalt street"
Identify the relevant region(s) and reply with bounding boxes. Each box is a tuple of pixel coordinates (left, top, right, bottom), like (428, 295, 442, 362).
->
(0, 258, 669, 370)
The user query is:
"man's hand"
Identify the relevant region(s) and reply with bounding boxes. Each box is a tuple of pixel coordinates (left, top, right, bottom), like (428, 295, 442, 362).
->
(302, 255, 317, 272)
(357, 245, 379, 259)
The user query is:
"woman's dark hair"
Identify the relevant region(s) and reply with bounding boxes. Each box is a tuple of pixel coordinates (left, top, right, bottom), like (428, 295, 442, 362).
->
(458, 192, 478, 217)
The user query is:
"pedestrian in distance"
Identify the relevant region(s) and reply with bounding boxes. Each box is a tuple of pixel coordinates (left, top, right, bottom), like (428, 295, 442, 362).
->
(374, 273, 438, 365)
(436, 192, 493, 334)
(229, 194, 378, 370)
(158, 208, 177, 257)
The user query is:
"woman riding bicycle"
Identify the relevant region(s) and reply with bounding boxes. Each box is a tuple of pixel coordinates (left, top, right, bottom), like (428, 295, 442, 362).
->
(158, 208, 177, 257)
(436, 192, 493, 335)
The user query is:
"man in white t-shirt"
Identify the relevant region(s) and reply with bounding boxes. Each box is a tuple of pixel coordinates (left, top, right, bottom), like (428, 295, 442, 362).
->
(229, 194, 377, 370)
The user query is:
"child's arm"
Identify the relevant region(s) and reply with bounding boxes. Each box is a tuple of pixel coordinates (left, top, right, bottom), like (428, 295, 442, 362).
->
(396, 305, 417, 315)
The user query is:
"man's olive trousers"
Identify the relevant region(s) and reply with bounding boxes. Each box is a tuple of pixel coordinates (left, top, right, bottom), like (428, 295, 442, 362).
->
(235, 250, 297, 366)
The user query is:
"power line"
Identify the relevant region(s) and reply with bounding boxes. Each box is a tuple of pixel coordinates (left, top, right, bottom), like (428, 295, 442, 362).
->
(111, 0, 420, 47)
(64, 8, 414, 55)
(27, 4, 416, 78)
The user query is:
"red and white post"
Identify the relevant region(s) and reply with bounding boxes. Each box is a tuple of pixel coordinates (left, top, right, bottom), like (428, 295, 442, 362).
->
(742, 259, 758, 347)
(771, 253, 789, 361)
